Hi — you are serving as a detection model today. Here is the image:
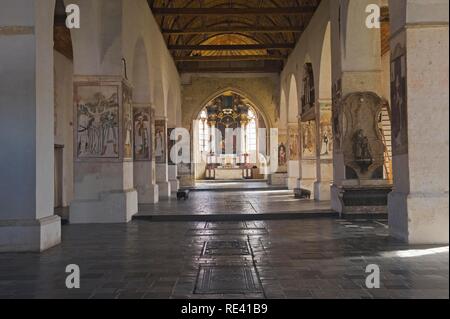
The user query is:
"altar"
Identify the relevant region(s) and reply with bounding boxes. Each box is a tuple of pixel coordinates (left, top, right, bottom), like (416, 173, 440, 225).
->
(214, 167, 244, 180)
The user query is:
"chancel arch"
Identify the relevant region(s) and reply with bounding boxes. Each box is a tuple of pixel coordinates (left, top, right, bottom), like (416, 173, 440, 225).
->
(192, 90, 269, 182)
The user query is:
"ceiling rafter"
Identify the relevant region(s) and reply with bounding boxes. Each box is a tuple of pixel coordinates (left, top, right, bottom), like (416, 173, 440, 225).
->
(152, 7, 317, 16)
(148, 0, 321, 73)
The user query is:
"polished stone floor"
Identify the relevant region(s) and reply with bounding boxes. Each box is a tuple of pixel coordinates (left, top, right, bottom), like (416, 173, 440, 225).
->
(0, 217, 448, 299)
(138, 189, 333, 220)
(194, 181, 285, 191)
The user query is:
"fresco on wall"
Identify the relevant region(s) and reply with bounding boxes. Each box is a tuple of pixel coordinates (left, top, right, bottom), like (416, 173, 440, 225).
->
(76, 85, 119, 159)
(288, 126, 300, 161)
(133, 107, 151, 161)
(277, 134, 287, 172)
(302, 120, 316, 159)
(155, 120, 166, 164)
(319, 110, 333, 158)
(122, 84, 133, 159)
(332, 79, 342, 151)
(391, 48, 408, 156)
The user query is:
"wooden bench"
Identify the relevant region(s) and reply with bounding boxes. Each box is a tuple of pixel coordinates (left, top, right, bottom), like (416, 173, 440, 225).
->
(177, 189, 191, 200)
(294, 188, 312, 199)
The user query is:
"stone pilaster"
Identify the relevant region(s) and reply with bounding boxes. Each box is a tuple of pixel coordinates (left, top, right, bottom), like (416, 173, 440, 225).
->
(314, 100, 333, 201)
(134, 104, 158, 204)
(155, 117, 171, 199)
(0, 2, 61, 251)
(168, 127, 180, 196)
(296, 115, 318, 197)
(388, 4, 449, 243)
(330, 0, 386, 213)
(269, 129, 288, 186)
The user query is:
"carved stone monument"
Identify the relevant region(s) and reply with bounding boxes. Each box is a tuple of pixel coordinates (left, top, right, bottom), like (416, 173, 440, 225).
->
(337, 92, 392, 216)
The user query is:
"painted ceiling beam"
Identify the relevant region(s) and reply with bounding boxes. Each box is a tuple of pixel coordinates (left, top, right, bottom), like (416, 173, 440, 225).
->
(174, 55, 286, 62)
(178, 65, 281, 73)
(168, 44, 295, 51)
(162, 26, 304, 35)
(152, 7, 317, 16)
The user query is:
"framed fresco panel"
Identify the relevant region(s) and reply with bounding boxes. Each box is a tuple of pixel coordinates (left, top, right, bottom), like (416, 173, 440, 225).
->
(74, 83, 121, 160)
(122, 83, 133, 160)
(302, 120, 317, 159)
(288, 125, 300, 161)
(133, 106, 152, 161)
(155, 119, 167, 164)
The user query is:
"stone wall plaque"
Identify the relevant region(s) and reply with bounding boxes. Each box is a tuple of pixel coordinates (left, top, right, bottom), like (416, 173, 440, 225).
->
(195, 266, 263, 295)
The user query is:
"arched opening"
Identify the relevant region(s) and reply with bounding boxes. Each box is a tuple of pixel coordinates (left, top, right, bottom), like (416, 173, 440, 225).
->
(53, 0, 75, 221)
(287, 74, 299, 123)
(314, 21, 333, 201)
(193, 91, 268, 182)
(287, 75, 301, 189)
(298, 58, 319, 197)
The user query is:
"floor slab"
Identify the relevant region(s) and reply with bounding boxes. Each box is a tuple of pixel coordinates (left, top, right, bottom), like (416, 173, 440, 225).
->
(0, 217, 448, 299)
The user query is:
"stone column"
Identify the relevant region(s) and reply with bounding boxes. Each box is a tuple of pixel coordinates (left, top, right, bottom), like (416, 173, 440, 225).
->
(0, 0, 61, 251)
(240, 120, 248, 164)
(70, 76, 138, 223)
(388, 0, 449, 243)
(330, 0, 388, 213)
(155, 117, 171, 199)
(314, 100, 333, 201)
(133, 104, 158, 204)
(168, 127, 179, 196)
(209, 121, 217, 156)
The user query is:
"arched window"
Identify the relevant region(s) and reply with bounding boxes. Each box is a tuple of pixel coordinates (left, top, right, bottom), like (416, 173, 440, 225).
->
(197, 94, 264, 166)
(246, 109, 257, 152)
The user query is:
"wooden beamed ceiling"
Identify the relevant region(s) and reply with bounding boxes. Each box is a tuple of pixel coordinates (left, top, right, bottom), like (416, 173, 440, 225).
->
(149, 0, 321, 73)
